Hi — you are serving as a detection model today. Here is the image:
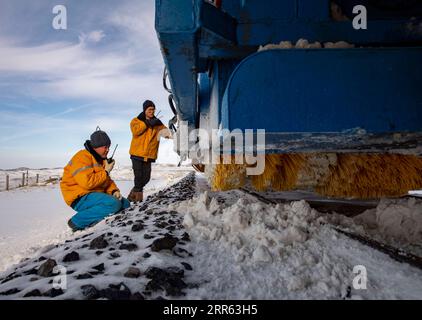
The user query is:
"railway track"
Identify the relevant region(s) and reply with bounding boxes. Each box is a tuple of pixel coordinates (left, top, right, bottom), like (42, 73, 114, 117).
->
(239, 187, 422, 270)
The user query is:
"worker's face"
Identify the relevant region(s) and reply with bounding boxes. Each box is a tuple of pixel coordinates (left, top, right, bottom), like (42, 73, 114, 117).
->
(145, 106, 155, 119)
(94, 145, 110, 159)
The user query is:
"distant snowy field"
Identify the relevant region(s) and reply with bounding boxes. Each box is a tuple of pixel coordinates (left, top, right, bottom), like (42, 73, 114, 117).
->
(0, 164, 194, 273)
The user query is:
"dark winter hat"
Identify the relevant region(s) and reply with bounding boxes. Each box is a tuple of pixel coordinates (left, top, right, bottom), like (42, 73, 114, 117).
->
(143, 100, 155, 111)
(90, 127, 111, 148)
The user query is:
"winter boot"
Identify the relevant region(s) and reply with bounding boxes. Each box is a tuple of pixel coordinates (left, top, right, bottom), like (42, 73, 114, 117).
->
(67, 219, 81, 232)
(128, 189, 143, 203)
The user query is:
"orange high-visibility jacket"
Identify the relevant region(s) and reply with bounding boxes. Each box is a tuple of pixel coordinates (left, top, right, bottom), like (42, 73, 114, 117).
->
(129, 117, 168, 161)
(60, 149, 119, 206)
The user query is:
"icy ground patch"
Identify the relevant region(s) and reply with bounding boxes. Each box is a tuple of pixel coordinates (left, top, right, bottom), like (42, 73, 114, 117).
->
(0, 164, 193, 273)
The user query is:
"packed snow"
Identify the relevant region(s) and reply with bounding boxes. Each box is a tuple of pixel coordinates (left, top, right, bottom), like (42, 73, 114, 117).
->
(258, 38, 355, 52)
(0, 171, 421, 300)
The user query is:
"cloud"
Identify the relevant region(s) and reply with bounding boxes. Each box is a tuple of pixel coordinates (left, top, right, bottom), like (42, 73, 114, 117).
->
(79, 30, 106, 43)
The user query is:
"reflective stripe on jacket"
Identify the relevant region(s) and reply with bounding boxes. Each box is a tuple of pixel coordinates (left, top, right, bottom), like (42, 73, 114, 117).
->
(60, 149, 118, 206)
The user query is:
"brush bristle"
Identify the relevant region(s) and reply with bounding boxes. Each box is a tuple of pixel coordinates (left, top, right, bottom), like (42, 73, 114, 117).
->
(209, 153, 422, 199)
(316, 153, 422, 198)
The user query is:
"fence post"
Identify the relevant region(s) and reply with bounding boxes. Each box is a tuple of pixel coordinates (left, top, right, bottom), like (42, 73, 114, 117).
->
(6, 175, 9, 191)
(26, 170, 29, 186)
(21, 173, 25, 187)
(36, 174, 39, 184)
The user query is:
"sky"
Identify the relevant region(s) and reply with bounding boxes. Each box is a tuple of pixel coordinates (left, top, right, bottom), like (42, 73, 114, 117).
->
(0, 0, 180, 169)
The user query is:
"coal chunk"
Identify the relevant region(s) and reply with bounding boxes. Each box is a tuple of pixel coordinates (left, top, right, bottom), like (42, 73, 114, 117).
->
(131, 223, 144, 232)
(119, 243, 138, 251)
(150, 235, 178, 252)
(124, 267, 141, 279)
(23, 289, 42, 297)
(37, 259, 57, 277)
(43, 288, 64, 297)
(81, 285, 100, 300)
(100, 283, 131, 300)
(92, 263, 105, 273)
(181, 262, 193, 271)
(63, 251, 80, 262)
(89, 235, 108, 250)
(76, 273, 93, 280)
(0, 288, 20, 295)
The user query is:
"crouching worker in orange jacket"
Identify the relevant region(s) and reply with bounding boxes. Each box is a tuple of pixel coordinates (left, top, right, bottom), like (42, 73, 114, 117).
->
(60, 129, 130, 232)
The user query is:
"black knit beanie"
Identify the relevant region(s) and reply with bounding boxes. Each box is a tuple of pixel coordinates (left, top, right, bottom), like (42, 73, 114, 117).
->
(143, 100, 155, 111)
(90, 127, 111, 148)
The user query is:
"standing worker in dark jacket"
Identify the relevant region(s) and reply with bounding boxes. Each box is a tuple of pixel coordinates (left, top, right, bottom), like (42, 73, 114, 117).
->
(128, 100, 171, 202)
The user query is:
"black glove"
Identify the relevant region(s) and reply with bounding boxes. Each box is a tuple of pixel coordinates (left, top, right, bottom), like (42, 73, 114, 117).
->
(147, 118, 162, 127)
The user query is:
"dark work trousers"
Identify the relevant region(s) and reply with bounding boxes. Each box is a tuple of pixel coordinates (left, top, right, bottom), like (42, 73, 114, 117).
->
(131, 158, 152, 192)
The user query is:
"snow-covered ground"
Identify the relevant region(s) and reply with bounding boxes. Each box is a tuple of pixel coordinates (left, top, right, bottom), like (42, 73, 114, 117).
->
(0, 164, 193, 273)
(0, 170, 421, 300)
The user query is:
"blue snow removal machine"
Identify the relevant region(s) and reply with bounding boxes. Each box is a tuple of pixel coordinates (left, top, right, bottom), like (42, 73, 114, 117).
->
(155, 0, 422, 198)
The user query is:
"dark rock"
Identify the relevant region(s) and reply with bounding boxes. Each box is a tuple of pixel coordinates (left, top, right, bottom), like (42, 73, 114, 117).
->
(143, 252, 151, 258)
(144, 266, 186, 296)
(109, 252, 120, 259)
(168, 219, 175, 225)
(95, 250, 103, 256)
(76, 273, 93, 280)
(181, 262, 193, 271)
(63, 251, 80, 262)
(100, 283, 131, 300)
(89, 235, 108, 250)
(181, 232, 191, 242)
(81, 285, 99, 299)
(145, 279, 162, 291)
(173, 247, 193, 258)
(81, 233, 94, 239)
(130, 292, 145, 300)
(109, 248, 115, 251)
(126, 220, 133, 225)
(144, 234, 154, 240)
(131, 223, 144, 232)
(107, 232, 113, 236)
(166, 225, 176, 231)
(67, 270, 75, 275)
(23, 268, 38, 276)
(29, 277, 39, 282)
(37, 259, 57, 277)
(124, 267, 141, 278)
(119, 243, 138, 251)
(43, 288, 64, 297)
(0, 288, 20, 295)
(151, 235, 178, 252)
(23, 289, 42, 297)
(92, 263, 105, 272)
(80, 244, 89, 249)
(38, 256, 47, 262)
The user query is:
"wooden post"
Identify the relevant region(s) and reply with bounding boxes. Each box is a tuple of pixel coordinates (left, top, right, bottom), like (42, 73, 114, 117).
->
(21, 173, 25, 187)
(36, 174, 39, 184)
(26, 170, 29, 186)
(6, 175, 9, 191)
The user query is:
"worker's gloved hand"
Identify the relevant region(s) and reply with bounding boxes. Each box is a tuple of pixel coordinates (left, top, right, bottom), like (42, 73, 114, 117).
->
(112, 190, 122, 200)
(148, 118, 161, 127)
(104, 159, 115, 174)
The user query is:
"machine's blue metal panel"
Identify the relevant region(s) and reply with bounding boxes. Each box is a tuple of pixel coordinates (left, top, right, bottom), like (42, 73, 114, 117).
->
(237, 20, 422, 45)
(221, 48, 422, 133)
